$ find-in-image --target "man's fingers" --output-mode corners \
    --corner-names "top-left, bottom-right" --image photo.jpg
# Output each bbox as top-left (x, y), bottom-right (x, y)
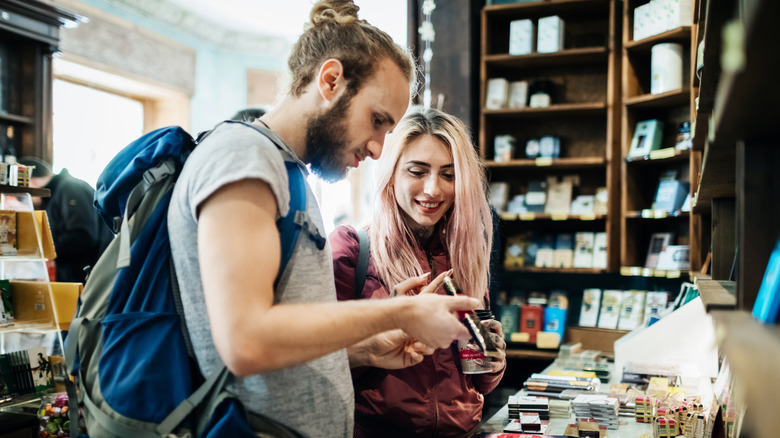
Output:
top-left (449, 296), bottom-right (480, 311)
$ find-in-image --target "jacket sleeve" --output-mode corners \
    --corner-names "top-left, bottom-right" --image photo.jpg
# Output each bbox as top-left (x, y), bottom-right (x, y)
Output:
top-left (329, 225), bottom-right (360, 302)
top-left (471, 361), bottom-right (506, 395)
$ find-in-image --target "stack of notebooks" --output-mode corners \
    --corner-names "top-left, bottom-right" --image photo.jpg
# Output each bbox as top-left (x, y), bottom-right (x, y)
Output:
top-left (508, 394), bottom-right (550, 420)
top-left (523, 373), bottom-right (598, 399)
top-left (549, 399), bottom-right (571, 419)
top-left (503, 412), bottom-right (550, 435)
top-left (572, 394), bottom-right (620, 430)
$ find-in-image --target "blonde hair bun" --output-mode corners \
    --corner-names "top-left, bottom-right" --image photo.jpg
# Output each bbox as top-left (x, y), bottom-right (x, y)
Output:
top-left (308, 0), bottom-right (360, 29)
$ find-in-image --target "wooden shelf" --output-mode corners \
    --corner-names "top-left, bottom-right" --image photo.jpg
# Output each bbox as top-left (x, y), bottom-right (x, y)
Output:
top-left (484, 0), bottom-right (610, 15)
top-left (692, 139), bottom-right (735, 212)
top-left (696, 279), bottom-right (736, 311)
top-left (0, 113), bottom-right (34, 125)
top-left (0, 185), bottom-right (50, 197)
top-left (624, 148), bottom-right (690, 164)
top-left (709, 0), bottom-right (780, 146)
top-left (500, 212), bottom-right (606, 222)
top-left (504, 266), bottom-right (607, 274)
top-left (710, 310), bottom-right (780, 438)
top-left (483, 102), bottom-right (607, 117)
top-left (505, 348), bottom-right (559, 361)
top-left (624, 27), bottom-right (693, 51)
top-left (485, 47), bottom-right (608, 68)
top-left (619, 266), bottom-right (687, 279)
top-left (624, 88), bottom-right (690, 109)
top-left (486, 156), bottom-right (606, 169)
top-left (624, 210), bottom-right (690, 219)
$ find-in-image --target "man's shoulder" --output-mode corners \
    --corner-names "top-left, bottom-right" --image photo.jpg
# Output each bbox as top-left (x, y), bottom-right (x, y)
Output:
top-left (51, 170), bottom-right (94, 197)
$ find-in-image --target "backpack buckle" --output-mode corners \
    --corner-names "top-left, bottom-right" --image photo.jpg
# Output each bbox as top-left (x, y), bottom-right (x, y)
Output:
top-left (143, 160), bottom-right (176, 186)
top-left (293, 211), bottom-right (327, 250)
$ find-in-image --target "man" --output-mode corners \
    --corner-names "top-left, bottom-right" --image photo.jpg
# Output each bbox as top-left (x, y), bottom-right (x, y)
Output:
top-left (167, 1), bottom-right (479, 437)
top-left (19, 157), bottom-right (113, 283)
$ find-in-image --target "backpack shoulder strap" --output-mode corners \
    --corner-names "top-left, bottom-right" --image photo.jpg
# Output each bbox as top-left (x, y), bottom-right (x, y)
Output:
top-left (224, 121), bottom-right (326, 286)
top-left (277, 161), bottom-right (306, 287)
top-left (355, 228), bottom-right (369, 300)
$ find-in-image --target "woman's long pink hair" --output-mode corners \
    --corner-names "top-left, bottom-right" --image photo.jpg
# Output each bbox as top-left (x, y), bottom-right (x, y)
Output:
top-left (369, 108), bottom-right (493, 299)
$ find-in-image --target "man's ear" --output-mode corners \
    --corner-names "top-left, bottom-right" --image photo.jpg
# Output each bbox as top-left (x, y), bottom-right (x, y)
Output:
top-left (316, 58), bottom-right (345, 103)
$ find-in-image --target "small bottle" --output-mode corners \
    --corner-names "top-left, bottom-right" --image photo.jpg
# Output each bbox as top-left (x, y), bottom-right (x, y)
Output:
top-left (4, 126), bottom-right (16, 165)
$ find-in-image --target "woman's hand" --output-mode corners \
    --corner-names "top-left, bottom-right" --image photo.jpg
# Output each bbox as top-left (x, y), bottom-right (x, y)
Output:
top-left (391, 270), bottom-right (452, 296)
top-left (347, 329), bottom-right (435, 369)
top-left (482, 318), bottom-right (507, 373)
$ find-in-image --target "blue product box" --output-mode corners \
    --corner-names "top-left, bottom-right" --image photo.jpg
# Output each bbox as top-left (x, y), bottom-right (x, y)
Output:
top-left (544, 306), bottom-right (567, 341)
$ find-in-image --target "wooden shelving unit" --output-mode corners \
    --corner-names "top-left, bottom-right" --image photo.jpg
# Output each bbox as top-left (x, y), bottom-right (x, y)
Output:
top-left (690, 1), bottom-right (780, 437)
top-left (480, 0), bottom-right (621, 271)
top-left (479, 0), bottom-right (624, 356)
top-left (620, 0), bottom-right (702, 273)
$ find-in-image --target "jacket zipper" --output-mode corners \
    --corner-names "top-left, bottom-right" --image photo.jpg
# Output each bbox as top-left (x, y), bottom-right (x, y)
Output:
top-left (425, 246), bottom-right (437, 280)
top-left (425, 246), bottom-right (439, 437)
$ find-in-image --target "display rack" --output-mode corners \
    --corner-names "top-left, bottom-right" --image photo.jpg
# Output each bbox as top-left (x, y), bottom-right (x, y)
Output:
top-left (0, 188), bottom-right (62, 408)
top-left (619, 0), bottom-right (704, 275)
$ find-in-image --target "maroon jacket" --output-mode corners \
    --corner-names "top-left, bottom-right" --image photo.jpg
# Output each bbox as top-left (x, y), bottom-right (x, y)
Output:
top-left (330, 225), bottom-right (505, 438)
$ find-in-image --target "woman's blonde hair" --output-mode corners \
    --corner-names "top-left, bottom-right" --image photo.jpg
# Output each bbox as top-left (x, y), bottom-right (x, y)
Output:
top-left (370, 108), bottom-right (493, 299)
top-left (288, 0), bottom-right (417, 98)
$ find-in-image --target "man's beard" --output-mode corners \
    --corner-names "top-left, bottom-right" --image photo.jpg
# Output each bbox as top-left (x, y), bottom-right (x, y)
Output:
top-left (305, 92), bottom-right (354, 183)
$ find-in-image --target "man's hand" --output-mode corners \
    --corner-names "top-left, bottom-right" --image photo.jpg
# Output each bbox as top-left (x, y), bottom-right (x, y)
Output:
top-left (348, 329), bottom-right (434, 369)
top-left (482, 319), bottom-right (507, 373)
top-left (392, 274), bottom-right (478, 349)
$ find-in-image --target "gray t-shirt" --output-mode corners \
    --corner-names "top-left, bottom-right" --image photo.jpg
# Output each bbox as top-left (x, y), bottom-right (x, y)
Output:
top-left (168, 122), bottom-right (353, 438)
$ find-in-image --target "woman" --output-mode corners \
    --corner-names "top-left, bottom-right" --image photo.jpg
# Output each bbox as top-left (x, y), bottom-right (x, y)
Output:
top-left (330, 108), bottom-right (507, 438)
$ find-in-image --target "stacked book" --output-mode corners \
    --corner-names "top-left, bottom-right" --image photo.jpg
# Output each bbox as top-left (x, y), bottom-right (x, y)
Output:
top-left (572, 394), bottom-right (620, 430)
top-left (523, 373), bottom-right (598, 399)
top-left (620, 397), bottom-right (636, 418)
top-left (508, 394), bottom-right (550, 420)
top-left (0, 346), bottom-right (52, 404)
top-left (549, 399), bottom-right (571, 419)
top-left (503, 412), bottom-right (550, 435)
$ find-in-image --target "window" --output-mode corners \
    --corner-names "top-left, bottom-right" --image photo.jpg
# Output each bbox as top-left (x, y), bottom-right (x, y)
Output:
top-left (52, 80), bottom-right (144, 188)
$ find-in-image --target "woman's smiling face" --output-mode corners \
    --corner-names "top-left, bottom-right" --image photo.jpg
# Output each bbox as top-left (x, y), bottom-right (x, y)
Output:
top-left (393, 134), bottom-right (455, 232)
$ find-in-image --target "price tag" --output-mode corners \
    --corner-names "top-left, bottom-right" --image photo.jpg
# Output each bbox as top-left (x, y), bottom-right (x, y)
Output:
top-left (519, 212), bottom-right (536, 221)
top-left (653, 210), bottom-right (668, 218)
top-left (500, 212), bottom-right (517, 221)
top-left (666, 270), bottom-right (682, 279)
top-left (641, 209), bottom-right (653, 218)
top-left (642, 268), bottom-right (654, 277)
top-left (535, 157), bottom-right (553, 167)
top-left (654, 269), bottom-right (668, 278)
top-left (551, 214), bottom-right (569, 221)
top-left (649, 147), bottom-right (676, 160)
top-left (579, 213), bottom-right (596, 221)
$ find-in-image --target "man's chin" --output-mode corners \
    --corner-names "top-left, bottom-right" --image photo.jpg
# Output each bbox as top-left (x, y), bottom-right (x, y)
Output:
top-left (310, 164), bottom-right (349, 183)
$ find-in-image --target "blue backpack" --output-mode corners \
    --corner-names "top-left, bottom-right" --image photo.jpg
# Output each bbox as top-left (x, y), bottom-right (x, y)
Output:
top-left (64, 121), bottom-right (322, 437)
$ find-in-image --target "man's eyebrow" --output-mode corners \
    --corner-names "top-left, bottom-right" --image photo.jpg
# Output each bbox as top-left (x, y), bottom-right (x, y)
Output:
top-left (380, 111), bottom-right (395, 127)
